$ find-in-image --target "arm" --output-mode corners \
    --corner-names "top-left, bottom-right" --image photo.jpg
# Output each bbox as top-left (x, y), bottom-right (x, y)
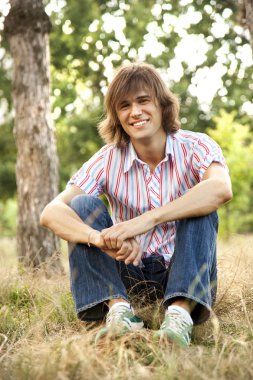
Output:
top-left (40, 185), bottom-right (96, 244)
top-left (101, 163), bottom-right (233, 244)
top-left (40, 185), bottom-right (142, 265)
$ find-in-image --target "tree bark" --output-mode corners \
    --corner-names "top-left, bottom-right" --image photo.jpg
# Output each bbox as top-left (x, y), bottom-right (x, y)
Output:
top-left (4, 0), bottom-right (62, 272)
top-left (244, 0), bottom-right (253, 52)
top-left (239, 0), bottom-right (253, 52)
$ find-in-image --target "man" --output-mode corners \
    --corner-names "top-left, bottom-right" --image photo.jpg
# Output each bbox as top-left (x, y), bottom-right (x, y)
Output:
top-left (40, 62), bottom-right (232, 347)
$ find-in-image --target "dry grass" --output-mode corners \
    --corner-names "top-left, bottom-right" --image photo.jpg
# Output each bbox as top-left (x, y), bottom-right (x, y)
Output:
top-left (0, 235), bottom-right (253, 380)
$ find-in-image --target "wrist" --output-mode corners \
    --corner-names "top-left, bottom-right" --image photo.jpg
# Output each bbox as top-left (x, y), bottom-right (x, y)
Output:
top-left (87, 230), bottom-right (100, 247)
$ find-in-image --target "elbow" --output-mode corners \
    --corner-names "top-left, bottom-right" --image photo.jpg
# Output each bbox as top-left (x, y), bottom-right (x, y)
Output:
top-left (224, 189), bottom-right (233, 203)
top-left (40, 204), bottom-right (53, 228)
top-left (219, 180), bottom-right (233, 205)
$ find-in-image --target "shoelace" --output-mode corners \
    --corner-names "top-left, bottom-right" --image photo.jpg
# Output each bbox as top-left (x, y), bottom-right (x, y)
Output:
top-left (161, 311), bottom-right (192, 335)
top-left (106, 305), bottom-right (131, 326)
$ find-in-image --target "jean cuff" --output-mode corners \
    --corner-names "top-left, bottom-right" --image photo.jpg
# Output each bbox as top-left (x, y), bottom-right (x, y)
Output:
top-left (163, 292), bottom-right (213, 325)
top-left (76, 294), bottom-right (129, 314)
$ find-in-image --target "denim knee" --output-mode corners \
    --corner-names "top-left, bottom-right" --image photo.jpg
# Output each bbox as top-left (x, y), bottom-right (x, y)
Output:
top-left (175, 211), bottom-right (218, 234)
top-left (69, 194), bottom-right (112, 230)
top-left (70, 194), bottom-right (106, 214)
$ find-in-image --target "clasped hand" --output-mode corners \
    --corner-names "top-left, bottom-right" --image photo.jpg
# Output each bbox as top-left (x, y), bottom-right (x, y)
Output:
top-left (90, 229), bottom-right (142, 266)
top-left (99, 213), bottom-right (154, 266)
top-left (90, 213), bottom-right (154, 266)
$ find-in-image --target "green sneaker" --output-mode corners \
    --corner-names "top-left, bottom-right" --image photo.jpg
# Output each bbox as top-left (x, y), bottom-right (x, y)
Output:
top-left (154, 309), bottom-right (193, 347)
top-left (95, 305), bottom-right (144, 342)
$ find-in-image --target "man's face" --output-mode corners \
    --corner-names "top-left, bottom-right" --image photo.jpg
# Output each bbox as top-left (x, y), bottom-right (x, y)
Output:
top-left (116, 89), bottom-right (165, 144)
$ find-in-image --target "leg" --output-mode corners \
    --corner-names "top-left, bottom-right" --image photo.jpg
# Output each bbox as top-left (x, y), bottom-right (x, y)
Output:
top-left (117, 255), bottom-right (168, 302)
top-left (164, 212), bottom-right (218, 324)
top-left (69, 195), bottom-right (128, 321)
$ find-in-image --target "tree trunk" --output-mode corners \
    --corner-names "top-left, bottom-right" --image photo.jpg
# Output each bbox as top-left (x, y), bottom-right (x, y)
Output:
top-left (244, 0), bottom-right (253, 52)
top-left (4, 0), bottom-right (62, 272)
top-left (239, 0), bottom-right (253, 52)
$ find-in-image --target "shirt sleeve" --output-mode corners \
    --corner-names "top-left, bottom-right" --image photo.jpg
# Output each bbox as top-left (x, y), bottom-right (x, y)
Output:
top-left (191, 133), bottom-right (228, 181)
top-left (66, 146), bottom-right (107, 196)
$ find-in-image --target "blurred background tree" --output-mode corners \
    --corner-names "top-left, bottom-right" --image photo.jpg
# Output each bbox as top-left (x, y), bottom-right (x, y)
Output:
top-left (208, 110), bottom-right (253, 237)
top-left (3, 0), bottom-right (61, 271)
top-left (0, 0), bottom-right (252, 239)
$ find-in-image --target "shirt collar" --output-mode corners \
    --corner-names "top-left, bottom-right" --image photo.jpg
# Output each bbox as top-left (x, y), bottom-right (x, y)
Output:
top-left (123, 134), bottom-right (174, 174)
top-left (123, 142), bottom-right (137, 173)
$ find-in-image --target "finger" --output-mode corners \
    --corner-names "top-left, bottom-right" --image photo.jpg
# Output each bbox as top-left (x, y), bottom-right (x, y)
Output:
top-left (116, 250), bottom-right (131, 261)
top-left (124, 242), bottom-right (140, 265)
top-left (109, 237), bottom-right (118, 250)
top-left (116, 246), bottom-right (131, 261)
top-left (116, 242), bottom-right (133, 261)
top-left (116, 241), bottom-right (131, 256)
top-left (102, 235), bottom-right (117, 250)
top-left (133, 247), bottom-right (142, 266)
top-left (115, 255), bottom-right (127, 262)
top-left (103, 249), bottom-right (118, 260)
top-left (102, 231), bottom-right (124, 250)
top-left (103, 238), bottom-right (113, 250)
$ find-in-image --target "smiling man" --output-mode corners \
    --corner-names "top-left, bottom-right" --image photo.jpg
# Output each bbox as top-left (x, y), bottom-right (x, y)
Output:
top-left (40, 62), bottom-right (232, 346)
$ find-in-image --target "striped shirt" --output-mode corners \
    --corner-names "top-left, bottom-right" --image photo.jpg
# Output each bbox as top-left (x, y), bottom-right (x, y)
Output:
top-left (68, 129), bottom-right (227, 265)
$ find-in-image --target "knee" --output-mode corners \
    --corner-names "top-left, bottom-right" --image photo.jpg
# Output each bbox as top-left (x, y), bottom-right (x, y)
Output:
top-left (69, 194), bottom-right (107, 218)
top-left (176, 212), bottom-right (219, 233)
top-left (70, 194), bottom-right (112, 230)
top-left (201, 211), bottom-right (219, 232)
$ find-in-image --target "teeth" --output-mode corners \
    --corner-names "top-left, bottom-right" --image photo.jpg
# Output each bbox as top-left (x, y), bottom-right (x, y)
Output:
top-left (132, 120), bottom-right (147, 126)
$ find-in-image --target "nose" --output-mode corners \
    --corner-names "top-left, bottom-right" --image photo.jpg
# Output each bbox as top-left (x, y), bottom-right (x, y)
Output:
top-left (130, 103), bottom-right (142, 117)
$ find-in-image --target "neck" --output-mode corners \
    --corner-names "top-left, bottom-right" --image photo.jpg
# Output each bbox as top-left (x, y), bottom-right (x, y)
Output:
top-left (131, 134), bottom-right (167, 172)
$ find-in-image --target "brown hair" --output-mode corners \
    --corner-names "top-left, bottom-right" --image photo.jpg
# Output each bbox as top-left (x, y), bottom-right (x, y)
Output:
top-left (98, 62), bottom-right (180, 147)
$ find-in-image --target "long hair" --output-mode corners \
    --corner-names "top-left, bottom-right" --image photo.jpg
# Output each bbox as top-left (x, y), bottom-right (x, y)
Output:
top-left (98, 62), bottom-right (180, 147)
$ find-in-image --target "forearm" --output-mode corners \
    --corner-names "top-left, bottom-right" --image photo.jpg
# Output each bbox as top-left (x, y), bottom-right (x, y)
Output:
top-left (40, 200), bottom-right (142, 265)
top-left (151, 177), bottom-right (232, 225)
top-left (101, 164), bottom-right (232, 245)
top-left (101, 177), bottom-right (232, 243)
top-left (40, 201), bottom-right (97, 244)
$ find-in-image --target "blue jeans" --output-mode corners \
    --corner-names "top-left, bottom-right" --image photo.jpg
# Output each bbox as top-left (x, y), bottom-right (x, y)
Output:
top-left (68, 195), bottom-right (218, 325)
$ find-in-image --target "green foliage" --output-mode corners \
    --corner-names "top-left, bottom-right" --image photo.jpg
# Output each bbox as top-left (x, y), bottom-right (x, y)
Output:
top-left (0, 284), bottom-right (35, 340)
top-left (0, 279), bottom-right (76, 341)
top-left (208, 110), bottom-right (253, 236)
top-left (0, 121), bottom-right (16, 199)
top-left (56, 109), bottom-right (104, 189)
top-left (0, 198), bottom-right (17, 236)
top-left (48, 292), bottom-right (76, 325)
top-left (5, 286), bottom-right (33, 308)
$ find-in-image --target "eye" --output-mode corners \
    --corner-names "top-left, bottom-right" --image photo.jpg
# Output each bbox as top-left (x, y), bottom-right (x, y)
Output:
top-left (118, 102), bottom-right (129, 110)
top-left (139, 97), bottom-right (150, 104)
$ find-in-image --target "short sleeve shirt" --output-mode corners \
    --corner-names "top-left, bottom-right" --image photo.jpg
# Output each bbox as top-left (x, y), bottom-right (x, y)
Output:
top-left (67, 129), bottom-right (228, 265)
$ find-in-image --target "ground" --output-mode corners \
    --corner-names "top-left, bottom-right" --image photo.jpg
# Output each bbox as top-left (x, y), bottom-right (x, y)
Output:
top-left (0, 235), bottom-right (253, 380)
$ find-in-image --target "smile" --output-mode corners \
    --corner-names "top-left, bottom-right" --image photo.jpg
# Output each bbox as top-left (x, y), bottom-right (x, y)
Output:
top-left (130, 119), bottom-right (149, 127)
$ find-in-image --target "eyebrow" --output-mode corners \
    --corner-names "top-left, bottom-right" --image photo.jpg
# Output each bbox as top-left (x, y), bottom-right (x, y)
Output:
top-left (117, 94), bottom-right (151, 107)
top-left (136, 95), bottom-right (151, 100)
